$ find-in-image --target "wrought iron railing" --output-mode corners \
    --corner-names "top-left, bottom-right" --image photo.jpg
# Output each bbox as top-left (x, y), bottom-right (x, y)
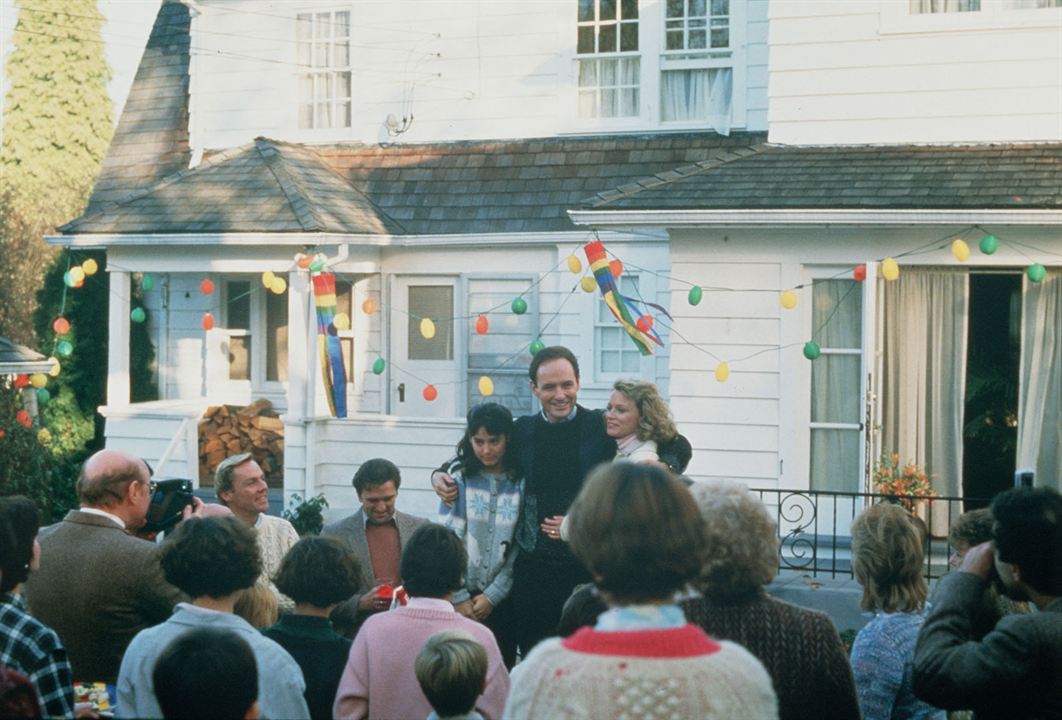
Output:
top-left (748, 489), bottom-right (990, 581)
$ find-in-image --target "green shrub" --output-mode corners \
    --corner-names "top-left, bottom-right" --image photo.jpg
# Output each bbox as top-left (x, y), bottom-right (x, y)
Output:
top-left (283, 493), bottom-right (330, 537)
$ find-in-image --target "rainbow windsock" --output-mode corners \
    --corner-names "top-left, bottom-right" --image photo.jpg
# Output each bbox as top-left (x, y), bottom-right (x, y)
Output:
top-left (311, 272), bottom-right (348, 417)
top-left (583, 240), bottom-right (668, 355)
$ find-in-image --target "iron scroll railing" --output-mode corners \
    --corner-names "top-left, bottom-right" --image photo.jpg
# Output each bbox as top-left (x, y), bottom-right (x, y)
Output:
top-left (748, 489), bottom-right (989, 581)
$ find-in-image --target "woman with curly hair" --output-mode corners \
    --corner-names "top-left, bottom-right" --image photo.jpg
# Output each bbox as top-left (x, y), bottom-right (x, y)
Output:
top-left (605, 379), bottom-right (678, 464)
top-left (680, 480), bottom-right (859, 720)
top-left (850, 503), bottom-right (944, 720)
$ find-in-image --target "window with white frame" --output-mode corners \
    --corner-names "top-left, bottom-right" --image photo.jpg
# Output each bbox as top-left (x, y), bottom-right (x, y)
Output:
top-left (661, 0), bottom-right (733, 129)
top-left (595, 275), bottom-right (644, 376)
top-left (809, 279), bottom-right (864, 492)
top-left (222, 277), bottom-right (289, 385)
top-left (335, 279), bottom-right (356, 384)
top-left (910, 0), bottom-right (1058, 13)
top-left (296, 10), bottom-right (352, 130)
top-left (467, 277), bottom-right (535, 416)
top-left (577, 0), bottom-right (641, 119)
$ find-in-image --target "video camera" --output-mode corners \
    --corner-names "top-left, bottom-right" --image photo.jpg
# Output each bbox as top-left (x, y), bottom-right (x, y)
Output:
top-left (142, 478), bottom-right (196, 534)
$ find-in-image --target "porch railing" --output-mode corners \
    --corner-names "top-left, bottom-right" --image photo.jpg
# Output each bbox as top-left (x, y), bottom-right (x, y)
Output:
top-left (748, 489), bottom-right (989, 581)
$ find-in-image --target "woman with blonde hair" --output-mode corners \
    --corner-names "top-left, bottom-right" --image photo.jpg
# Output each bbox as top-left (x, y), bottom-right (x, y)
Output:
top-left (680, 479), bottom-right (859, 720)
top-left (850, 503), bottom-right (944, 720)
top-left (504, 463), bottom-right (777, 720)
top-left (605, 379), bottom-right (677, 463)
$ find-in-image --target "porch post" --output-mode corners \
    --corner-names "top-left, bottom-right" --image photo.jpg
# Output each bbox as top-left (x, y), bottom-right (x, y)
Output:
top-left (107, 270), bottom-right (131, 406)
top-left (284, 270), bottom-right (311, 499)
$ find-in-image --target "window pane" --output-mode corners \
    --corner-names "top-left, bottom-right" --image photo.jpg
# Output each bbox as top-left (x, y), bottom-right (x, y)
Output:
top-left (691, 29), bottom-right (707, 48)
top-left (338, 71), bottom-right (352, 98)
top-left (621, 0), bottom-right (638, 19)
top-left (335, 11), bottom-right (349, 36)
top-left (335, 41), bottom-right (350, 68)
top-left (340, 101), bottom-right (352, 128)
top-left (297, 40), bottom-right (311, 67)
top-left (710, 27), bottom-right (728, 47)
top-left (621, 87), bottom-right (638, 116)
top-left (621, 350), bottom-right (640, 372)
top-left (579, 0), bottom-right (595, 21)
top-left (340, 337), bottom-right (354, 383)
top-left (620, 22), bottom-right (638, 51)
top-left (298, 75), bottom-right (313, 103)
top-left (226, 281), bottom-right (250, 329)
top-left (811, 354), bottom-right (861, 423)
top-left (336, 281), bottom-right (353, 314)
top-left (813, 280), bottom-right (863, 349)
top-left (408, 286), bottom-right (454, 361)
top-left (299, 103), bottom-right (313, 130)
top-left (266, 282), bottom-right (289, 382)
top-left (666, 30), bottom-right (683, 50)
top-left (601, 0), bottom-right (617, 20)
top-left (711, 0), bottom-right (728, 14)
top-left (601, 88), bottom-right (617, 117)
top-left (692, 0), bottom-right (707, 15)
top-left (599, 23), bottom-right (617, 51)
top-left (601, 348), bottom-right (620, 372)
top-left (578, 26), bottom-right (595, 54)
top-left (810, 429), bottom-right (860, 492)
top-left (578, 59), bottom-right (597, 85)
top-left (228, 337), bottom-right (250, 381)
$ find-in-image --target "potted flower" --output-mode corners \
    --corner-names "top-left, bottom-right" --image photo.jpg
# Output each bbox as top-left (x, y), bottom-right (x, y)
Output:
top-left (872, 453), bottom-right (937, 516)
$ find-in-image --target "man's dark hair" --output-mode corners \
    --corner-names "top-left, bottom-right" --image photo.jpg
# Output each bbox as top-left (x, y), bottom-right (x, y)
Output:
top-left (353, 458), bottom-right (401, 494)
top-left (992, 486), bottom-right (1062, 596)
top-left (556, 582), bottom-right (607, 637)
top-left (949, 507), bottom-right (994, 549)
top-left (0, 496), bottom-right (39, 593)
top-left (159, 516), bottom-right (261, 598)
top-left (274, 536), bottom-right (362, 607)
top-left (401, 524), bottom-right (466, 598)
top-left (153, 628), bottom-right (257, 720)
top-left (528, 346), bottom-right (579, 384)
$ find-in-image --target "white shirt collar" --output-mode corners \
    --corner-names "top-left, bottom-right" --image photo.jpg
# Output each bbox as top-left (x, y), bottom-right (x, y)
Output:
top-left (79, 507), bottom-right (126, 529)
top-left (540, 406), bottom-right (578, 424)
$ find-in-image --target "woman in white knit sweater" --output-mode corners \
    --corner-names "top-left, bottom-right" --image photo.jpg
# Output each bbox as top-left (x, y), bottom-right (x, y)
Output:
top-left (504, 464), bottom-right (778, 720)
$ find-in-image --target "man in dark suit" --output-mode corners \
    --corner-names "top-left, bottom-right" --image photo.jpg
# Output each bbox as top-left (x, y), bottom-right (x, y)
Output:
top-left (321, 458), bottom-right (427, 637)
top-left (24, 449), bottom-right (185, 684)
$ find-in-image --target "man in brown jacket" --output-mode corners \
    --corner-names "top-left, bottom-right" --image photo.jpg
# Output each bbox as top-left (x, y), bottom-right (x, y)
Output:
top-left (24, 449), bottom-right (185, 684)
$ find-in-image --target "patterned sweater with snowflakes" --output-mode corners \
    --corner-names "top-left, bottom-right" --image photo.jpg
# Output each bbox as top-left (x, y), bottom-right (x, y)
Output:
top-left (438, 469), bottom-right (523, 606)
top-left (502, 624), bottom-right (778, 720)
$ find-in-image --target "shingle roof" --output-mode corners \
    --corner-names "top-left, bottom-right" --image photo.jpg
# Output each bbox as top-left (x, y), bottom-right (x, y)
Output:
top-left (62, 132), bottom-right (763, 236)
top-left (582, 143), bottom-right (1062, 211)
top-left (83, 0), bottom-right (191, 214)
top-left (62, 138), bottom-right (403, 235)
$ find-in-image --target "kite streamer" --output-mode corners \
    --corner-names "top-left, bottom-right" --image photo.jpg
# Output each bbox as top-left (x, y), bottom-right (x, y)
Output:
top-left (311, 272), bottom-right (348, 418)
top-left (583, 240), bottom-right (669, 355)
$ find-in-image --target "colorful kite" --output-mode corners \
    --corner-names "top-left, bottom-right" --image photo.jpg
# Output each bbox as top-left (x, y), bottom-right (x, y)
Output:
top-left (311, 272), bottom-right (348, 417)
top-left (583, 240), bottom-right (669, 355)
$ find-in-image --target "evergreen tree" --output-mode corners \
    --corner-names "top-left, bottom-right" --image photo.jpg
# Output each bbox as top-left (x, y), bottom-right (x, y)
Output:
top-left (0, 0), bottom-right (113, 344)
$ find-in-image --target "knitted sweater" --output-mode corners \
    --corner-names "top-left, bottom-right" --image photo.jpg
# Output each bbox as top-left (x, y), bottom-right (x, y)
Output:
top-left (256, 514), bottom-right (300, 612)
top-left (850, 611), bottom-right (944, 720)
top-left (333, 597), bottom-right (510, 720)
top-left (681, 591), bottom-right (859, 720)
top-left (502, 624), bottom-right (778, 720)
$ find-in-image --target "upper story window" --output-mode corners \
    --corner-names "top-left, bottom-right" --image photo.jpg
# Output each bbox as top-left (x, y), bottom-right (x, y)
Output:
top-left (661, 0), bottom-right (733, 127)
top-left (910, 0), bottom-right (1058, 12)
top-left (296, 11), bottom-right (352, 130)
top-left (577, 0), bottom-right (641, 119)
top-left (665, 0), bottom-right (729, 50)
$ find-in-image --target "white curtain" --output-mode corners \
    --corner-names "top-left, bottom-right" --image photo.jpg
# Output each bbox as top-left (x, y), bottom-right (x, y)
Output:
top-left (882, 268), bottom-right (969, 534)
top-left (660, 67), bottom-right (732, 134)
top-left (1016, 269), bottom-right (1062, 490)
top-left (910, 0), bottom-right (980, 12)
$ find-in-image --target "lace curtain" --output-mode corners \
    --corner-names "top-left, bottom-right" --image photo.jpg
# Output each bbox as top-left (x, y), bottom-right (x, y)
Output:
top-left (1016, 269), bottom-right (1061, 490)
top-left (660, 67), bottom-right (732, 134)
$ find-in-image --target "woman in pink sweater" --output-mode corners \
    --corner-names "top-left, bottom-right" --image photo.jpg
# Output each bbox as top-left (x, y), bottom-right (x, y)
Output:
top-left (503, 464), bottom-right (778, 720)
top-left (333, 524), bottom-right (510, 720)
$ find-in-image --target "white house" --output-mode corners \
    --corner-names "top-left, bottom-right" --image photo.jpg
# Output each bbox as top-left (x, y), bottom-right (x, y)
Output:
top-left (53, 0), bottom-right (772, 516)
top-left (570, 0), bottom-right (1062, 540)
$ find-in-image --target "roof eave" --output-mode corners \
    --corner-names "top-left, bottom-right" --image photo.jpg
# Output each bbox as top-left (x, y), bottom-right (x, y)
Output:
top-left (567, 208), bottom-right (1062, 228)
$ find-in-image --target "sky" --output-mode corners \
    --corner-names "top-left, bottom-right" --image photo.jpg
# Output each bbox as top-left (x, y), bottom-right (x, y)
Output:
top-left (0, 0), bottom-right (162, 124)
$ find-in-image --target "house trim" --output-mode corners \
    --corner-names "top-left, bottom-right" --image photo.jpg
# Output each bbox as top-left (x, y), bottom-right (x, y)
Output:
top-left (47, 229), bottom-right (667, 249)
top-left (568, 208), bottom-right (1062, 227)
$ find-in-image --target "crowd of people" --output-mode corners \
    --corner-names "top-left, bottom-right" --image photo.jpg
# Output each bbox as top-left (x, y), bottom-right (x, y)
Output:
top-left (0, 344), bottom-right (1058, 719)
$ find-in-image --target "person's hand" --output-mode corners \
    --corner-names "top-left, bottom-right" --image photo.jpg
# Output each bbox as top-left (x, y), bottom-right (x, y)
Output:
top-left (454, 598), bottom-right (475, 618)
top-left (540, 515), bottom-right (564, 541)
top-left (73, 702), bottom-right (99, 719)
top-left (357, 586), bottom-right (392, 612)
top-left (959, 541), bottom-right (995, 580)
top-left (471, 594), bottom-right (494, 621)
top-left (432, 471), bottom-right (458, 508)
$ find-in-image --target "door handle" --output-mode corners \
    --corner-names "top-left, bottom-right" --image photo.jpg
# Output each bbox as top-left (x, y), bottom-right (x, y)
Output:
top-left (398, 383), bottom-right (405, 402)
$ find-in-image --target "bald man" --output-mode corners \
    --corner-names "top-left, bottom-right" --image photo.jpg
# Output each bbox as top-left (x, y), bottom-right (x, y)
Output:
top-left (24, 449), bottom-right (186, 684)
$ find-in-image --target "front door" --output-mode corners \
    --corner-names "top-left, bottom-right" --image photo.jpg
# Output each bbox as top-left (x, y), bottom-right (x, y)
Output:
top-left (390, 276), bottom-right (461, 417)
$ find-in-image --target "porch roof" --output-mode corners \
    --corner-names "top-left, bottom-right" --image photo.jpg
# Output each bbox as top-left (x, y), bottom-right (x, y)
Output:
top-left (0, 337), bottom-right (55, 374)
top-left (60, 132), bottom-right (763, 238)
top-left (580, 142), bottom-right (1062, 212)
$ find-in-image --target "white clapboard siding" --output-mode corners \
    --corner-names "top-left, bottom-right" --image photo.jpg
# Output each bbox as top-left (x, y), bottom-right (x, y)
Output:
top-left (101, 401), bottom-right (205, 480)
top-left (192, 0), bottom-right (768, 148)
top-left (768, 2), bottom-right (1062, 144)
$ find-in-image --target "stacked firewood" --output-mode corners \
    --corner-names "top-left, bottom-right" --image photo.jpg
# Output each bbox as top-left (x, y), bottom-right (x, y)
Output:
top-left (198, 399), bottom-right (284, 485)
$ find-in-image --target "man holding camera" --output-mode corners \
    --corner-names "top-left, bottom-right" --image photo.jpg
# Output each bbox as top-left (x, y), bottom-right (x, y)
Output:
top-left (215, 453), bottom-right (300, 612)
top-left (25, 449), bottom-right (186, 685)
top-left (913, 486), bottom-right (1062, 719)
